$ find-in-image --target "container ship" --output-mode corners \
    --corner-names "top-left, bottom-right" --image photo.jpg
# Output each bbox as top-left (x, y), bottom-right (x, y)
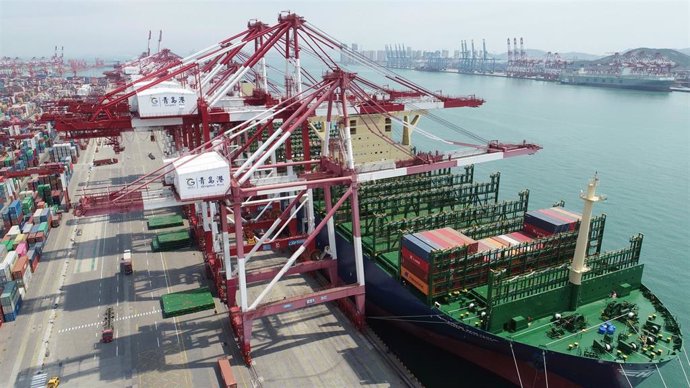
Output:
top-left (25, 12), bottom-right (682, 387)
top-left (313, 163), bottom-right (682, 387)
top-left (559, 68), bottom-right (675, 91)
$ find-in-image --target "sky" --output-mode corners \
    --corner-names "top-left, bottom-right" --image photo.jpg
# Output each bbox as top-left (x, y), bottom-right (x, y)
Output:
top-left (0, 0), bottom-right (688, 59)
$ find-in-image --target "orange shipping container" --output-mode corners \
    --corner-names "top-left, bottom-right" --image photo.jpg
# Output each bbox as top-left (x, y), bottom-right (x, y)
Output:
top-left (217, 358), bottom-right (237, 388)
top-left (11, 255), bottom-right (29, 280)
top-left (401, 267), bottom-right (429, 295)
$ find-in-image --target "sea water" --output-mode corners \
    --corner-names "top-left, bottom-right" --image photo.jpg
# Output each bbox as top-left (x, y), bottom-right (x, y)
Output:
top-left (346, 66), bottom-right (690, 388)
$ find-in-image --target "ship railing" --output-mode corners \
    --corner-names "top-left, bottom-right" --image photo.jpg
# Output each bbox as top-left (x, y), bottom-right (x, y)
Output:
top-left (334, 173), bottom-right (500, 225)
top-left (582, 234), bottom-right (643, 280)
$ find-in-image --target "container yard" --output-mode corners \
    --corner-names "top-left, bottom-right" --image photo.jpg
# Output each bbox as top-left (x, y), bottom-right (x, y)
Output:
top-left (0, 8), bottom-right (686, 388)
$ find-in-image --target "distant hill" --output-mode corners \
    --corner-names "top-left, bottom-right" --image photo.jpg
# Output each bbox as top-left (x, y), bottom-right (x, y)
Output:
top-left (679, 48), bottom-right (690, 56)
top-left (590, 48), bottom-right (690, 69)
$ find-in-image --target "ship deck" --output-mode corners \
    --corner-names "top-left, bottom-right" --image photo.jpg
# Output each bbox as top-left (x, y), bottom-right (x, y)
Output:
top-left (438, 287), bottom-right (681, 365)
top-left (325, 170), bottom-right (682, 369)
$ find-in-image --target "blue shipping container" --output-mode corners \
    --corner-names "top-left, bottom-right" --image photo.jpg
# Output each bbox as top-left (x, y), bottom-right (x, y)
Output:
top-left (401, 234), bottom-right (435, 261)
top-left (413, 232), bottom-right (445, 251)
top-left (3, 296), bottom-right (22, 322)
top-left (525, 210), bottom-right (571, 234)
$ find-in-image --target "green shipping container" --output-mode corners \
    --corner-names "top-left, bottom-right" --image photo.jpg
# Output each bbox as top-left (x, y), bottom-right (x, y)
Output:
top-left (150, 228), bottom-right (190, 252)
top-left (160, 287), bottom-right (215, 318)
top-left (147, 215), bottom-right (185, 230)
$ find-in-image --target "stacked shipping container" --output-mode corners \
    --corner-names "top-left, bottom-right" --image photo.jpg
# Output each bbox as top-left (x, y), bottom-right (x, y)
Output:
top-left (523, 207), bottom-right (581, 238)
top-left (0, 281), bottom-right (22, 322)
top-left (400, 228), bottom-right (478, 296)
top-left (399, 209), bottom-right (582, 299)
top-left (0, 126), bottom-right (71, 323)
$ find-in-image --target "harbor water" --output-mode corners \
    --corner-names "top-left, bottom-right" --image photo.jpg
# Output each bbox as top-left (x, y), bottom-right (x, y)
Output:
top-left (347, 66), bottom-right (690, 388)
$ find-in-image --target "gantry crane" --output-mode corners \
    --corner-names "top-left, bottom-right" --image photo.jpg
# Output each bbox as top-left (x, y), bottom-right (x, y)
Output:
top-left (41, 12), bottom-right (541, 364)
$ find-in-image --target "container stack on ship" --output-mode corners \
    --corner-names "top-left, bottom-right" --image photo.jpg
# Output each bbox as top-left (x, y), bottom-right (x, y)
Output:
top-left (30, 11), bottom-right (682, 388)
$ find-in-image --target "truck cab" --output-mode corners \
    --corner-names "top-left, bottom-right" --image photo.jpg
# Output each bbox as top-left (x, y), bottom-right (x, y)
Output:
top-left (120, 250), bottom-right (132, 274)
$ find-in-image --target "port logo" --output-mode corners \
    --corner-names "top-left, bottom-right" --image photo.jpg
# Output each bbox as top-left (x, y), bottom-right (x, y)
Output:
top-left (186, 178), bottom-right (196, 187)
top-left (150, 95), bottom-right (187, 107)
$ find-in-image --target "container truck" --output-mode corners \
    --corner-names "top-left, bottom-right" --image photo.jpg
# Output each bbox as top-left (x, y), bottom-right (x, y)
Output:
top-left (120, 250), bottom-right (132, 274)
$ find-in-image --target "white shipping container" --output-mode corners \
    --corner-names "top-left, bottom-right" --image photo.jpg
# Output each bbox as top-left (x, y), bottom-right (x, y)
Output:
top-left (20, 267), bottom-right (32, 290)
top-left (123, 66), bottom-right (139, 75)
top-left (7, 225), bottom-right (21, 237)
top-left (4, 251), bottom-right (18, 269)
top-left (76, 84), bottom-right (92, 96)
top-left (135, 87), bottom-right (197, 118)
top-left (173, 152), bottom-right (231, 200)
top-left (0, 262), bottom-right (10, 283)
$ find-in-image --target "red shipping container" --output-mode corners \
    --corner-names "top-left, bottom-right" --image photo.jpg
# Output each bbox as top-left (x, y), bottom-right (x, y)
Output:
top-left (417, 231), bottom-right (455, 250)
top-left (401, 246), bottom-right (430, 273)
top-left (30, 258), bottom-right (38, 273)
top-left (523, 223), bottom-right (553, 238)
top-left (436, 228), bottom-right (479, 254)
top-left (477, 241), bottom-right (492, 253)
top-left (542, 207), bottom-right (577, 222)
top-left (539, 209), bottom-right (577, 231)
top-left (550, 207), bottom-right (582, 221)
top-left (509, 232), bottom-right (533, 243)
top-left (401, 255), bottom-right (429, 280)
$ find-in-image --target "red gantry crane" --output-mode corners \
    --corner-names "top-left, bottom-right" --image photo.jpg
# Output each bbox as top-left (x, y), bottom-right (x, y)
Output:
top-left (41, 12), bottom-right (540, 364)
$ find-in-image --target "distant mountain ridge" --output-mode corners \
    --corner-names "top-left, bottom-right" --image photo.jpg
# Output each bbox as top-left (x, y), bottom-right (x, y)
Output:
top-left (489, 47), bottom-right (689, 70)
top-left (589, 48), bottom-right (690, 69)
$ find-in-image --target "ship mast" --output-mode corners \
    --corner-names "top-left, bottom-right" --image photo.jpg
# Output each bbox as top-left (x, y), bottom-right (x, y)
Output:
top-left (569, 174), bottom-right (606, 309)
